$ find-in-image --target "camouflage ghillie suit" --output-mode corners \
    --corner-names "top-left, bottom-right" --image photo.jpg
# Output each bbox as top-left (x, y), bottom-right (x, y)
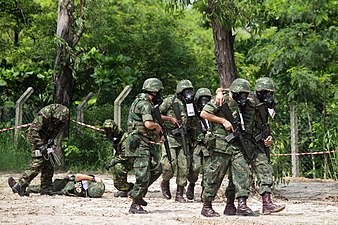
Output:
top-left (103, 119), bottom-right (134, 197)
top-left (227, 77), bottom-right (285, 214)
top-left (200, 79), bottom-right (256, 217)
top-left (27, 174), bottom-right (105, 198)
top-left (126, 78), bottom-right (163, 214)
top-left (9, 104), bottom-right (69, 196)
top-left (160, 80), bottom-right (198, 203)
top-left (186, 88), bottom-right (212, 200)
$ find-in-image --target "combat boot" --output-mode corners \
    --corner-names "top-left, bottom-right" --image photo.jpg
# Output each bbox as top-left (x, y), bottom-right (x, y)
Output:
top-left (160, 180), bottom-right (171, 200)
top-left (236, 197), bottom-right (258, 216)
top-left (114, 190), bottom-right (129, 197)
top-left (223, 197), bottom-right (237, 215)
top-left (186, 182), bottom-right (195, 200)
top-left (129, 201), bottom-right (147, 214)
top-left (8, 177), bottom-right (28, 196)
top-left (175, 185), bottom-right (186, 203)
top-left (201, 200), bottom-right (220, 217)
top-left (138, 198), bottom-right (148, 206)
top-left (262, 192), bottom-right (286, 214)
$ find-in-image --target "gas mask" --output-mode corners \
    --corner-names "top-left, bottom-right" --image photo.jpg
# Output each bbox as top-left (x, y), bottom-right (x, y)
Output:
top-left (180, 88), bottom-right (195, 104)
top-left (51, 117), bottom-right (65, 129)
top-left (151, 89), bottom-right (163, 106)
top-left (232, 92), bottom-right (249, 108)
top-left (257, 91), bottom-right (275, 108)
top-left (197, 96), bottom-right (211, 112)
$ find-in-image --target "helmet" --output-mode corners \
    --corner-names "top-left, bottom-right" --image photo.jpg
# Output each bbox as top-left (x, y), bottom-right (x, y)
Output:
top-left (176, 80), bottom-right (194, 94)
top-left (142, 78), bottom-right (163, 92)
top-left (103, 119), bottom-right (119, 132)
top-left (195, 88), bottom-right (212, 99)
top-left (229, 78), bottom-right (251, 93)
top-left (255, 77), bottom-right (276, 92)
top-left (45, 104), bottom-right (69, 122)
top-left (87, 182), bottom-right (105, 198)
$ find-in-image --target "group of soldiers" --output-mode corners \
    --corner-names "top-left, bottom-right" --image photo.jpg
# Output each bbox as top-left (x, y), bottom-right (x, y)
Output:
top-left (8, 76), bottom-right (286, 217)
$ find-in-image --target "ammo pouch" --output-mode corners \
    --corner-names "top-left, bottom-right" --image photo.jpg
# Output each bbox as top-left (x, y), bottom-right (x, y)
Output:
top-left (126, 134), bottom-right (140, 152)
top-left (204, 132), bottom-right (216, 150)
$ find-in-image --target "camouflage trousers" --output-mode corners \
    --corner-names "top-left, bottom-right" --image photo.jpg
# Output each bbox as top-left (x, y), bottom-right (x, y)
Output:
top-left (112, 157), bottom-right (134, 192)
top-left (19, 156), bottom-right (54, 190)
top-left (128, 140), bottom-right (162, 201)
top-left (188, 145), bottom-right (209, 187)
top-left (161, 145), bottom-right (189, 187)
top-left (202, 150), bottom-right (250, 202)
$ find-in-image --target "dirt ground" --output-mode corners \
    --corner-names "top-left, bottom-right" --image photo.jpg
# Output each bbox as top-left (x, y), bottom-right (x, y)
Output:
top-left (1, 173), bottom-right (337, 225)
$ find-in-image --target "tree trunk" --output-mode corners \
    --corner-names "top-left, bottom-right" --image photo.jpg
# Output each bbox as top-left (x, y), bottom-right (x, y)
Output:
top-left (53, 0), bottom-right (85, 167)
top-left (208, 0), bottom-right (237, 88)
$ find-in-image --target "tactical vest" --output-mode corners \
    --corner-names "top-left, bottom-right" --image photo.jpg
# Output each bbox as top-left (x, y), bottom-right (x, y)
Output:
top-left (127, 93), bottom-right (157, 140)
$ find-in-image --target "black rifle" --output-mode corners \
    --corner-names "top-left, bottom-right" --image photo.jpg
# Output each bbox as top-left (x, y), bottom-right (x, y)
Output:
top-left (218, 102), bottom-right (252, 161)
top-left (194, 103), bottom-right (209, 133)
top-left (171, 102), bottom-right (191, 167)
top-left (45, 139), bottom-right (61, 167)
top-left (153, 104), bottom-right (174, 171)
top-left (254, 103), bottom-right (271, 161)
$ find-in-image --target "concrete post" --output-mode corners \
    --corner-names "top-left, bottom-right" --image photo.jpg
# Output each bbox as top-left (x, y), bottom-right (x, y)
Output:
top-left (114, 85), bottom-right (132, 128)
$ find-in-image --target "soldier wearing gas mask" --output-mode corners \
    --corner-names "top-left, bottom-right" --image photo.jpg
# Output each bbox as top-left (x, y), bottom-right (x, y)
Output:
top-left (159, 79), bottom-right (199, 203)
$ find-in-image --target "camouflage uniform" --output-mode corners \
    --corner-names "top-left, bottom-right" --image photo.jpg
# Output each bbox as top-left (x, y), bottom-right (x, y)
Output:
top-left (126, 78), bottom-right (163, 214)
top-left (160, 80), bottom-right (198, 203)
top-left (200, 78), bottom-right (256, 217)
top-left (103, 119), bottom-right (134, 197)
top-left (186, 88), bottom-right (212, 200)
top-left (10, 104), bottom-right (69, 196)
top-left (27, 174), bottom-right (105, 198)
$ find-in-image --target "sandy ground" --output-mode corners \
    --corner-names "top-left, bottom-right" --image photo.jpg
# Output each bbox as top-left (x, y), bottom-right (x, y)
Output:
top-left (1, 173), bottom-right (337, 225)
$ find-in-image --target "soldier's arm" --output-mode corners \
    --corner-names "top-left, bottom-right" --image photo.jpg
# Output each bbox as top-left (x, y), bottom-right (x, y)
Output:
top-left (28, 116), bottom-right (45, 146)
top-left (74, 174), bottom-right (102, 183)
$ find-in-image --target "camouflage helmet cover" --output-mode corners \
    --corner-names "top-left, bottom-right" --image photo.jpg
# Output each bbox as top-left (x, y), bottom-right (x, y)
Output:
top-left (255, 77), bottom-right (276, 92)
top-left (229, 78), bottom-right (251, 93)
top-left (176, 80), bottom-right (194, 93)
top-left (87, 182), bottom-right (105, 198)
top-left (142, 78), bottom-right (163, 92)
top-left (42, 104), bottom-right (69, 122)
top-left (195, 88), bottom-right (212, 99)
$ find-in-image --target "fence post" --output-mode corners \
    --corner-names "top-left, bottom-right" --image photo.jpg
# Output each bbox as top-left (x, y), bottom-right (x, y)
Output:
top-left (290, 101), bottom-right (299, 177)
top-left (77, 92), bottom-right (95, 123)
top-left (15, 87), bottom-right (34, 144)
top-left (114, 85), bottom-right (132, 128)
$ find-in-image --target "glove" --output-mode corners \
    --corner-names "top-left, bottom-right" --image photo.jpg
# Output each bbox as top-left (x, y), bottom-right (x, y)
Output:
top-left (37, 144), bottom-right (47, 155)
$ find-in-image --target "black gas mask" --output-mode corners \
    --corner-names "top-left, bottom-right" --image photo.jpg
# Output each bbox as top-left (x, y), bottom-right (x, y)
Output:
top-left (151, 89), bottom-right (163, 106)
top-left (197, 96), bottom-right (211, 112)
top-left (180, 88), bottom-right (195, 104)
top-left (51, 117), bottom-right (65, 128)
top-left (257, 91), bottom-right (275, 108)
top-left (232, 92), bottom-right (249, 108)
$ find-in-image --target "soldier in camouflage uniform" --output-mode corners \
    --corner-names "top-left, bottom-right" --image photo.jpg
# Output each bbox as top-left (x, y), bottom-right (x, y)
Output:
top-left (200, 78), bottom-right (256, 217)
top-left (8, 104), bottom-right (69, 196)
top-left (216, 77), bottom-right (285, 215)
top-left (103, 119), bottom-right (134, 197)
top-left (23, 174), bottom-right (105, 198)
top-left (186, 88), bottom-right (212, 201)
top-left (126, 78), bottom-right (164, 214)
top-left (159, 80), bottom-right (198, 203)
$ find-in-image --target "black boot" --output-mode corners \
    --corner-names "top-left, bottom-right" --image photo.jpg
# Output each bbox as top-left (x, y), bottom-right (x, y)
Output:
top-left (186, 183), bottom-right (195, 200)
top-left (8, 177), bottom-right (28, 196)
top-left (262, 192), bottom-right (285, 214)
top-left (160, 180), bottom-right (171, 200)
top-left (114, 190), bottom-right (129, 197)
top-left (129, 200), bottom-right (147, 214)
top-left (175, 185), bottom-right (186, 203)
top-left (201, 200), bottom-right (220, 217)
top-left (224, 197), bottom-right (237, 215)
top-left (236, 197), bottom-right (257, 216)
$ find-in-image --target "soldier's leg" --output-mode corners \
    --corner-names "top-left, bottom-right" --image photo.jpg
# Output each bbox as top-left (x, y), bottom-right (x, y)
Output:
top-left (231, 151), bottom-right (257, 216)
top-left (113, 161), bottom-right (134, 197)
top-left (40, 158), bottom-right (54, 195)
top-left (160, 146), bottom-right (177, 200)
top-left (175, 147), bottom-right (189, 203)
top-left (187, 149), bottom-right (201, 200)
top-left (253, 152), bottom-right (285, 214)
top-left (201, 152), bottom-right (228, 217)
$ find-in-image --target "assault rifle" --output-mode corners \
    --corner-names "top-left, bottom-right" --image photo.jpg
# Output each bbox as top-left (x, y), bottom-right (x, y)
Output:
top-left (218, 102), bottom-right (253, 161)
top-left (153, 104), bottom-right (174, 171)
top-left (171, 102), bottom-right (191, 167)
top-left (43, 139), bottom-right (61, 167)
top-left (254, 103), bottom-right (271, 161)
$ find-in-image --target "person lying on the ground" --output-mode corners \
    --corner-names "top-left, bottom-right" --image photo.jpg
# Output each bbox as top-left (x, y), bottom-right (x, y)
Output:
top-left (8, 174), bottom-right (105, 198)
